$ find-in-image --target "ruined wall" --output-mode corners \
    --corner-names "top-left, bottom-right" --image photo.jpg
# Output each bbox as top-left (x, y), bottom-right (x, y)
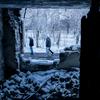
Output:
top-left (80, 0), bottom-right (100, 98)
top-left (59, 51), bottom-right (80, 69)
top-left (0, 9), bottom-right (4, 80)
top-left (2, 9), bottom-right (22, 79)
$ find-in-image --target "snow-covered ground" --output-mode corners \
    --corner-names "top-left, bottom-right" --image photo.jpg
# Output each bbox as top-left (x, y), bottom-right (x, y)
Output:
top-left (24, 46), bottom-right (62, 53)
top-left (23, 33), bottom-right (80, 53)
top-left (23, 44), bottom-right (80, 53)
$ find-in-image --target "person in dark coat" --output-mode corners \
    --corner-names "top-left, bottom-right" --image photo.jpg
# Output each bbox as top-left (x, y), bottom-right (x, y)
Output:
top-left (29, 37), bottom-right (34, 55)
top-left (46, 36), bottom-right (53, 57)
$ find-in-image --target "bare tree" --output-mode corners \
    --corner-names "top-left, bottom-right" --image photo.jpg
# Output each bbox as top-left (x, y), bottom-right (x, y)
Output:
top-left (56, 31), bottom-right (61, 48)
top-left (36, 30), bottom-right (39, 47)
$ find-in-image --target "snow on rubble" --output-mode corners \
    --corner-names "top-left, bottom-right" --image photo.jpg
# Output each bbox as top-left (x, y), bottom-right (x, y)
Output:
top-left (0, 68), bottom-right (80, 100)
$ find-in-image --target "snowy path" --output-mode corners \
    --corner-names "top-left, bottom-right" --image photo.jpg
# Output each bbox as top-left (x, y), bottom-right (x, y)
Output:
top-left (21, 52), bottom-right (60, 66)
top-left (21, 52), bottom-right (59, 59)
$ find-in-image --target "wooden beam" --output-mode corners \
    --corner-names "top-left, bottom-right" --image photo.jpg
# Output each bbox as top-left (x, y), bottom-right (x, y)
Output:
top-left (0, 0), bottom-right (90, 8)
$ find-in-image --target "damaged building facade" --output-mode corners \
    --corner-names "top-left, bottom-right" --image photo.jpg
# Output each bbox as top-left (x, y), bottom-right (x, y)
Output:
top-left (0, 9), bottom-right (4, 80)
top-left (0, 0), bottom-right (90, 80)
top-left (0, 8), bottom-right (23, 80)
top-left (0, 0), bottom-right (100, 99)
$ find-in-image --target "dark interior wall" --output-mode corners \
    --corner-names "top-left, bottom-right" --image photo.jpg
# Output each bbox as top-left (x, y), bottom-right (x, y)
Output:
top-left (0, 9), bottom-right (4, 80)
top-left (2, 8), bottom-right (21, 79)
top-left (80, 0), bottom-right (100, 99)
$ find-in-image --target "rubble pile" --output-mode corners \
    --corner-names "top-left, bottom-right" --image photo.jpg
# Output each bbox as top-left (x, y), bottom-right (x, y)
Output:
top-left (0, 68), bottom-right (80, 100)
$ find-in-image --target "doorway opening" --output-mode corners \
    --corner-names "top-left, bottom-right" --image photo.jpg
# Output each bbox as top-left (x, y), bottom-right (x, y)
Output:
top-left (0, 5), bottom-right (89, 100)
top-left (20, 8), bottom-right (88, 69)
top-left (21, 8), bottom-right (88, 53)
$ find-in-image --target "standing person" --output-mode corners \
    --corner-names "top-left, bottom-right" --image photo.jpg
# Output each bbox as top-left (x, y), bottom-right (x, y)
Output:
top-left (46, 36), bottom-right (53, 57)
top-left (29, 37), bottom-right (34, 55)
